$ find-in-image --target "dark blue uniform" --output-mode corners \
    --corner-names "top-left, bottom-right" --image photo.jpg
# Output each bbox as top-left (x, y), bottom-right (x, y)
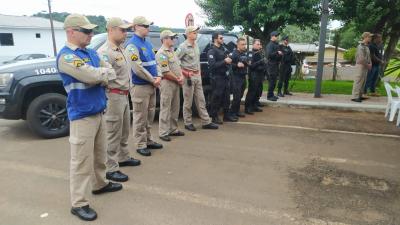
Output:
top-left (207, 44), bottom-right (231, 121)
top-left (266, 40), bottom-right (282, 98)
top-left (277, 44), bottom-right (294, 95)
top-left (229, 49), bottom-right (248, 116)
top-left (245, 49), bottom-right (266, 110)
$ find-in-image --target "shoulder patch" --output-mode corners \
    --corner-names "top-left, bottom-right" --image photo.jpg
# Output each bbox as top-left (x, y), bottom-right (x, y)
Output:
top-left (102, 54), bottom-right (109, 62)
top-left (73, 59), bottom-right (84, 68)
top-left (159, 54), bottom-right (168, 60)
top-left (209, 55), bottom-right (214, 59)
top-left (131, 54), bottom-right (138, 61)
top-left (127, 45), bottom-right (136, 53)
top-left (63, 54), bottom-right (75, 63)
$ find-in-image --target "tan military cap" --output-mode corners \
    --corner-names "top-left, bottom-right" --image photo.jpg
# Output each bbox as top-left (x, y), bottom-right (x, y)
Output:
top-left (63, 14), bottom-right (97, 29)
top-left (106, 17), bottom-right (132, 29)
top-left (185, 26), bottom-right (200, 34)
top-left (160, 30), bottom-right (177, 39)
top-left (133, 16), bottom-right (154, 26)
top-left (362, 32), bottom-right (373, 39)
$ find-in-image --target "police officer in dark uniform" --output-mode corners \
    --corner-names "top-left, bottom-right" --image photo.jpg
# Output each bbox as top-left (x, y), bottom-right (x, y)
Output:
top-left (245, 39), bottom-right (265, 114)
top-left (207, 32), bottom-right (237, 124)
top-left (266, 31), bottom-right (283, 101)
top-left (277, 35), bottom-right (295, 97)
top-left (229, 37), bottom-right (249, 119)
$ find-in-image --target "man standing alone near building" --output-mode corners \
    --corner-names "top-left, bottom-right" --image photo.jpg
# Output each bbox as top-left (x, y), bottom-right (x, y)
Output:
top-left (351, 32), bottom-right (372, 103)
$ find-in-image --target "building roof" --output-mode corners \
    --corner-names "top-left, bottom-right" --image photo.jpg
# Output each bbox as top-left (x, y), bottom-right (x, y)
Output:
top-left (289, 43), bottom-right (346, 53)
top-left (0, 14), bottom-right (64, 29)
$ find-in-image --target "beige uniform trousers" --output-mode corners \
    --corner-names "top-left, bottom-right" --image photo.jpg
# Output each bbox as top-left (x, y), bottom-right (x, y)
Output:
top-left (105, 92), bottom-right (131, 172)
top-left (182, 75), bottom-right (211, 125)
top-left (69, 113), bottom-right (108, 208)
top-left (130, 84), bottom-right (156, 149)
top-left (159, 79), bottom-right (180, 137)
top-left (352, 65), bottom-right (368, 99)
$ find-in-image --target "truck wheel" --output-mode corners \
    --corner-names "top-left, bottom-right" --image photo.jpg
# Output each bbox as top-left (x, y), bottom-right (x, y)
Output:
top-left (26, 93), bottom-right (69, 138)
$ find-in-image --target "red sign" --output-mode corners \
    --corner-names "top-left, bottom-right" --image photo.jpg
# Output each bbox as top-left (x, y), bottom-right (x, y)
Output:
top-left (185, 13), bottom-right (194, 27)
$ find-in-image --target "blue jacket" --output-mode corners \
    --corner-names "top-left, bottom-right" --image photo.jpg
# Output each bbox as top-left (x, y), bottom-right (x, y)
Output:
top-left (125, 34), bottom-right (158, 85)
top-left (56, 46), bottom-right (106, 121)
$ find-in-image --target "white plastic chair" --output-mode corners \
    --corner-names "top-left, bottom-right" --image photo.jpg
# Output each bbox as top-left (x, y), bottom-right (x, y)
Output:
top-left (396, 86), bottom-right (400, 126)
top-left (384, 82), bottom-right (400, 122)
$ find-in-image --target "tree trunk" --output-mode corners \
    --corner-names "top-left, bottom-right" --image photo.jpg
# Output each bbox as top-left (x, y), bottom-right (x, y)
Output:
top-left (333, 44), bottom-right (338, 81)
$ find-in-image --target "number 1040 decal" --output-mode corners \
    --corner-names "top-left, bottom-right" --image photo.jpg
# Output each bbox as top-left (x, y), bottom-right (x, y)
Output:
top-left (34, 67), bottom-right (58, 75)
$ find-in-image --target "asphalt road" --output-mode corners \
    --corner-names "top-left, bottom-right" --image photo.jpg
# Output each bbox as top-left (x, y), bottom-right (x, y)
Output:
top-left (0, 107), bottom-right (399, 225)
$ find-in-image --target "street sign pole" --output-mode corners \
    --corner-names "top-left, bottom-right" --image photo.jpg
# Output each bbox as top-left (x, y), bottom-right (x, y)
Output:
top-left (314, 0), bottom-right (329, 98)
top-left (48, 0), bottom-right (57, 57)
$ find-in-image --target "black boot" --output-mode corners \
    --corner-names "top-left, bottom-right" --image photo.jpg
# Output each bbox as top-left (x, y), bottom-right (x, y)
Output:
top-left (212, 116), bottom-right (223, 125)
top-left (245, 108), bottom-right (254, 115)
top-left (277, 91), bottom-right (284, 97)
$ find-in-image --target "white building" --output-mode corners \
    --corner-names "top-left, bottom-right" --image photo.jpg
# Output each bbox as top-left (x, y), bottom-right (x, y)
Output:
top-left (0, 14), bottom-right (66, 63)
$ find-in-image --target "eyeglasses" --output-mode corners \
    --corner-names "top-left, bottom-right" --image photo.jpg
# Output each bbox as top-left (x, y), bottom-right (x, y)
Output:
top-left (138, 24), bottom-right (150, 29)
top-left (73, 28), bottom-right (94, 35)
top-left (169, 36), bottom-right (177, 40)
top-left (119, 28), bottom-right (129, 33)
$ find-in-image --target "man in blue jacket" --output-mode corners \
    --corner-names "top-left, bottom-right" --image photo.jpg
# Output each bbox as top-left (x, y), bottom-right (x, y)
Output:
top-left (57, 14), bottom-right (122, 221)
top-left (124, 16), bottom-right (163, 156)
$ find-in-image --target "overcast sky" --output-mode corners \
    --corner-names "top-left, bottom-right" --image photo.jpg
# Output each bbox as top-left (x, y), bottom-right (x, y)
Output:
top-left (2, 0), bottom-right (341, 30)
top-left (2, 0), bottom-right (207, 28)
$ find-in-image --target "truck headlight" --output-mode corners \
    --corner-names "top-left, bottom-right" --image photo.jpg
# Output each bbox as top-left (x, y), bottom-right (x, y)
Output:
top-left (0, 73), bottom-right (13, 87)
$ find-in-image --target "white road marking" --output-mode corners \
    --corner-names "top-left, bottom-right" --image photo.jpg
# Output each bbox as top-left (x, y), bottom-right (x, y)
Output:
top-left (317, 156), bottom-right (397, 169)
top-left (0, 160), bottom-right (353, 225)
top-left (236, 121), bottom-right (400, 139)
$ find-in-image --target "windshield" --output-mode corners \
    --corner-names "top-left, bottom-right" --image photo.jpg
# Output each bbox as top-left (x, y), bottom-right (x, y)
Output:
top-left (87, 33), bottom-right (108, 50)
top-left (15, 54), bottom-right (31, 60)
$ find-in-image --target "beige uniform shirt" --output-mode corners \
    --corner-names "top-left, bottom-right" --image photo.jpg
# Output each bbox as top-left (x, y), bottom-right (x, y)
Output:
top-left (175, 41), bottom-right (200, 71)
top-left (58, 42), bottom-right (116, 86)
top-left (156, 45), bottom-right (182, 78)
top-left (356, 43), bottom-right (371, 66)
top-left (97, 40), bottom-right (130, 90)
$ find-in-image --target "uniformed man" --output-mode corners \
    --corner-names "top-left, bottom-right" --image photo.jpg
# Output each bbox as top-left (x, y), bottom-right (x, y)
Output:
top-left (97, 17), bottom-right (141, 183)
top-left (244, 39), bottom-right (265, 114)
top-left (352, 32), bottom-right (372, 102)
top-left (266, 31), bottom-right (283, 101)
top-left (176, 26), bottom-right (218, 131)
top-left (124, 16), bottom-right (163, 156)
top-left (277, 35), bottom-right (295, 97)
top-left (229, 37), bottom-right (249, 119)
top-left (57, 14), bottom-right (122, 221)
top-left (156, 30), bottom-right (185, 142)
top-left (207, 32), bottom-right (237, 124)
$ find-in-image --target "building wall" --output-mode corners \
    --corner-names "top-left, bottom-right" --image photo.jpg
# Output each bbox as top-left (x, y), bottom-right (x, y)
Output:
top-left (306, 48), bottom-right (345, 63)
top-left (0, 27), bottom-right (66, 63)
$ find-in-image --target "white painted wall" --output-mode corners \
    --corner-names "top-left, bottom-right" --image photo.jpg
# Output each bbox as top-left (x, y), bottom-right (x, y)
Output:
top-left (0, 27), bottom-right (66, 63)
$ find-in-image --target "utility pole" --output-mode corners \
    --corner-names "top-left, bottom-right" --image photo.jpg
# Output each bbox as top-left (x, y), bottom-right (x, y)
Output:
top-left (48, 0), bottom-right (57, 56)
top-left (314, 0), bottom-right (329, 98)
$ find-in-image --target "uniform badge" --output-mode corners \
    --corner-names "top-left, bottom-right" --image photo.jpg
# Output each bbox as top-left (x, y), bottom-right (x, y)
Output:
top-left (209, 55), bottom-right (214, 59)
top-left (127, 45), bottom-right (136, 53)
top-left (63, 54), bottom-right (74, 63)
top-left (83, 58), bottom-right (90, 62)
top-left (131, 54), bottom-right (138, 61)
top-left (141, 47), bottom-right (147, 51)
top-left (73, 59), bottom-right (84, 68)
top-left (102, 55), bottom-right (109, 62)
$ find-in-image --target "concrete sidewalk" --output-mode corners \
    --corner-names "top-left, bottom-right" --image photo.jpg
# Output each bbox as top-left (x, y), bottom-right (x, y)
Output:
top-left (256, 92), bottom-right (387, 113)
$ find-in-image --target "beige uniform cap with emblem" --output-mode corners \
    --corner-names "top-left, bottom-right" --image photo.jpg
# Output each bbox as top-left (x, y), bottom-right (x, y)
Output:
top-left (63, 14), bottom-right (97, 29)
top-left (185, 26), bottom-right (200, 34)
top-left (160, 30), bottom-right (177, 39)
top-left (133, 16), bottom-right (154, 26)
top-left (106, 17), bottom-right (132, 29)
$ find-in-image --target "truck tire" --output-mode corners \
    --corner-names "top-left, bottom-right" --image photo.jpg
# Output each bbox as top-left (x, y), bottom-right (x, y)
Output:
top-left (26, 93), bottom-right (69, 138)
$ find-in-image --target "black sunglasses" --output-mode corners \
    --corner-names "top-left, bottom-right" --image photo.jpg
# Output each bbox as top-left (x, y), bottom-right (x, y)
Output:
top-left (73, 28), bottom-right (94, 35)
top-left (138, 24), bottom-right (150, 28)
top-left (169, 36), bottom-right (177, 40)
top-left (119, 28), bottom-right (129, 33)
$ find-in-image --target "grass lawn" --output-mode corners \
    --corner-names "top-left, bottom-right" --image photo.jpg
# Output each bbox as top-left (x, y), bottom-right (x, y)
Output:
top-left (262, 80), bottom-right (400, 96)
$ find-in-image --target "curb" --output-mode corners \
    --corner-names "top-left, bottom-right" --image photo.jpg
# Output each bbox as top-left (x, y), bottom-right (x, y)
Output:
top-left (257, 99), bottom-right (386, 113)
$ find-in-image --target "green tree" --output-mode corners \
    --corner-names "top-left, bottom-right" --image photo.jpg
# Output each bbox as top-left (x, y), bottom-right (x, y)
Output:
top-left (281, 25), bottom-right (319, 43)
top-left (332, 0), bottom-right (400, 67)
top-left (32, 12), bottom-right (107, 34)
top-left (196, 0), bottom-right (320, 45)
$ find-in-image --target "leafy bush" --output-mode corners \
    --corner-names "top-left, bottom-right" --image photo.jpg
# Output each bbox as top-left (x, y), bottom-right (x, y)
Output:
top-left (343, 47), bottom-right (357, 64)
